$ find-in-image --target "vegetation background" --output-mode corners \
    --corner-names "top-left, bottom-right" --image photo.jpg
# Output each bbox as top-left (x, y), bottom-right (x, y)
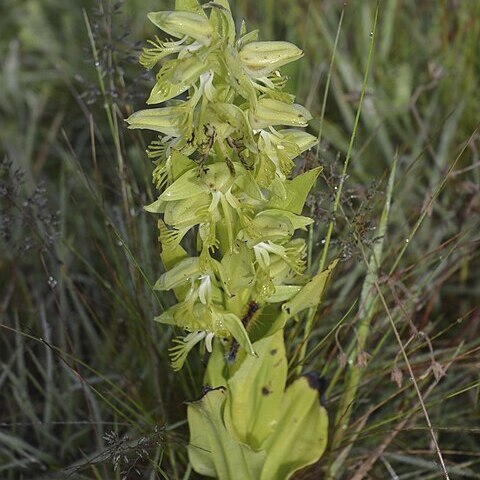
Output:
top-left (1, 0), bottom-right (479, 478)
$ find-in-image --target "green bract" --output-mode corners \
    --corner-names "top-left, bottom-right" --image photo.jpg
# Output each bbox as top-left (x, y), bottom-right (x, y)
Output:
top-left (129, 1), bottom-right (335, 478)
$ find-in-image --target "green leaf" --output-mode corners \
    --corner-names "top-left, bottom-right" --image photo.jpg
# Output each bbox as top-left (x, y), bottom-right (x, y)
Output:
top-left (269, 176), bottom-right (287, 200)
top-left (223, 46), bottom-right (258, 106)
top-left (208, 102), bottom-right (247, 129)
top-left (154, 308), bottom-right (175, 325)
top-left (260, 377), bottom-right (328, 480)
top-left (144, 198), bottom-right (164, 214)
top-left (255, 154), bottom-right (276, 188)
top-left (282, 259), bottom-right (338, 319)
top-left (237, 28), bottom-right (259, 50)
top-left (170, 150), bottom-right (197, 180)
top-left (244, 210), bottom-right (294, 244)
top-left (264, 285), bottom-right (302, 303)
top-left (247, 305), bottom-right (282, 343)
top-left (277, 129), bottom-right (318, 156)
top-left (257, 209), bottom-right (313, 231)
top-left (220, 246), bottom-right (256, 294)
top-left (161, 162), bottom-right (234, 203)
top-left (204, 340), bottom-right (228, 388)
top-left (267, 166), bottom-right (322, 214)
top-left (188, 388), bottom-right (266, 479)
top-left (222, 313), bottom-right (256, 357)
top-left (225, 330), bottom-right (287, 450)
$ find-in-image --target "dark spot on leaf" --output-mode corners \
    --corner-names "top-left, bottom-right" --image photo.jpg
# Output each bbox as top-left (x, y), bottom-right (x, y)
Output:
top-left (262, 386), bottom-right (271, 396)
top-left (304, 372), bottom-right (327, 406)
top-left (187, 385), bottom-right (226, 403)
top-left (305, 372), bottom-right (320, 390)
top-left (270, 349), bottom-right (277, 356)
top-left (203, 385), bottom-right (214, 394)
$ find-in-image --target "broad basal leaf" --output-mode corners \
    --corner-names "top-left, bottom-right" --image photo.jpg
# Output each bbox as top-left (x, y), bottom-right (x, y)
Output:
top-left (260, 377), bottom-right (328, 480)
top-left (188, 387), bottom-right (266, 479)
top-left (225, 330), bottom-right (287, 450)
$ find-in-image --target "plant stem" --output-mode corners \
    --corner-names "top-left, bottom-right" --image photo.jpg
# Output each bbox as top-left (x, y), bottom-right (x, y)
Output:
top-left (297, 4), bottom-right (379, 376)
top-left (328, 153), bottom-right (397, 478)
top-left (307, 7), bottom-right (345, 272)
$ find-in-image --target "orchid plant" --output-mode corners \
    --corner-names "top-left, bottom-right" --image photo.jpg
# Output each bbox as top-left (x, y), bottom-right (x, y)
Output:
top-left (127, 1), bottom-right (335, 477)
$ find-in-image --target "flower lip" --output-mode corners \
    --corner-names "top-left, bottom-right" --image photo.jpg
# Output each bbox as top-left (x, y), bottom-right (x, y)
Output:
top-left (205, 332), bottom-right (215, 352)
top-left (198, 274), bottom-right (212, 304)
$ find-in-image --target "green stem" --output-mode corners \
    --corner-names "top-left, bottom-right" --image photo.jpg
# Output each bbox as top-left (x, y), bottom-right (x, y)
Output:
top-left (328, 153), bottom-right (396, 479)
top-left (296, 4), bottom-right (379, 376)
top-left (307, 7), bottom-right (345, 273)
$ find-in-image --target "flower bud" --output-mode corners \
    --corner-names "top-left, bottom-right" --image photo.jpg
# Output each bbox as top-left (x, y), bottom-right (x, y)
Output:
top-left (154, 257), bottom-right (200, 291)
top-left (277, 129), bottom-right (318, 155)
top-left (148, 11), bottom-right (213, 46)
top-left (147, 56), bottom-right (209, 104)
top-left (126, 107), bottom-right (182, 137)
top-left (240, 41), bottom-right (303, 78)
top-left (249, 98), bottom-right (313, 130)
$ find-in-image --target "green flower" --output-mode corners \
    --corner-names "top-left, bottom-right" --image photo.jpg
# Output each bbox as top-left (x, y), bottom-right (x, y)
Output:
top-left (249, 98), bottom-right (313, 130)
top-left (253, 239), bottom-right (307, 277)
top-left (146, 55), bottom-right (211, 104)
top-left (147, 11), bottom-right (214, 46)
top-left (239, 41), bottom-right (303, 78)
top-left (140, 37), bottom-right (188, 70)
top-left (126, 105), bottom-right (185, 137)
top-left (157, 301), bottom-right (255, 371)
top-left (130, 0), bottom-right (321, 369)
top-left (259, 128), bottom-right (318, 178)
top-left (128, 1), bottom-right (314, 174)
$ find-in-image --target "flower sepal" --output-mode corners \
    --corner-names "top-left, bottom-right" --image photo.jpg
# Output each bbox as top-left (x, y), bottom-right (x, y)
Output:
top-left (249, 99), bottom-right (312, 130)
top-left (147, 11), bottom-right (214, 46)
top-left (240, 41), bottom-right (303, 78)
